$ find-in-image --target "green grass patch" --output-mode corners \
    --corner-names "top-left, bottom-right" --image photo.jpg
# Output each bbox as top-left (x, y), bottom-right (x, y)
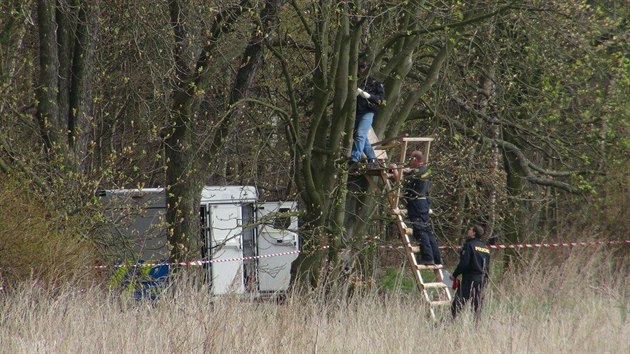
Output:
top-left (381, 267), bottom-right (417, 293)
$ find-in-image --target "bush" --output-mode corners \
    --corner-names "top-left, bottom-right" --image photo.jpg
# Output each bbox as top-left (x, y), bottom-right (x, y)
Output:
top-left (0, 177), bottom-right (98, 290)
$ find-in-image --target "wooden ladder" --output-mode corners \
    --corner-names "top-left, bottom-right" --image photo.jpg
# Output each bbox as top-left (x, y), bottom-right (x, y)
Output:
top-left (377, 137), bottom-right (452, 319)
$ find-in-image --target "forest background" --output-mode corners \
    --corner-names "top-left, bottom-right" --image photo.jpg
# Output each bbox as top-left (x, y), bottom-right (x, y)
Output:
top-left (0, 0), bottom-right (629, 290)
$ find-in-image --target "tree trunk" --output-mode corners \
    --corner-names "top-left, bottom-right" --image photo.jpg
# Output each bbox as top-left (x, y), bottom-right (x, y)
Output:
top-left (36, 0), bottom-right (91, 181)
top-left (37, 0), bottom-right (61, 153)
top-left (502, 130), bottom-right (526, 270)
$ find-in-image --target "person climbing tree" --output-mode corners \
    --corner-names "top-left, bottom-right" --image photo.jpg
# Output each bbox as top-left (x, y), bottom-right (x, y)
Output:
top-left (349, 59), bottom-right (385, 169)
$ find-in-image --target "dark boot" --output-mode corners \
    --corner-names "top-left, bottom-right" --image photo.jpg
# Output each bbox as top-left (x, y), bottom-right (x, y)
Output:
top-left (415, 253), bottom-right (434, 265)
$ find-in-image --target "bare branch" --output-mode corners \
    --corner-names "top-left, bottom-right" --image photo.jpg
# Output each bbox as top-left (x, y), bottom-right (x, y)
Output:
top-left (376, 1), bottom-right (517, 60)
top-left (449, 119), bottom-right (580, 193)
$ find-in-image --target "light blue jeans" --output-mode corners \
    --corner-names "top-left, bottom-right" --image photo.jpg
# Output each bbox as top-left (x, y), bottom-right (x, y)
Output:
top-left (351, 112), bottom-right (377, 162)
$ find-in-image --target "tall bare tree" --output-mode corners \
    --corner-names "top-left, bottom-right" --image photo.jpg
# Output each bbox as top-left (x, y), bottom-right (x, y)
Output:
top-left (257, 1), bottom-right (515, 285)
top-left (36, 0), bottom-right (92, 169)
top-left (164, 0), bottom-right (284, 262)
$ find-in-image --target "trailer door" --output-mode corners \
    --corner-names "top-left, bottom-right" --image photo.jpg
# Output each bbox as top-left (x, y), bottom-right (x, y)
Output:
top-left (208, 204), bottom-right (245, 294)
top-left (256, 202), bottom-right (299, 293)
top-left (100, 189), bottom-right (168, 261)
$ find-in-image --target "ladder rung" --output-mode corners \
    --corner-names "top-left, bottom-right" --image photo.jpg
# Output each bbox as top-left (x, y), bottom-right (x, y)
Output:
top-left (430, 300), bottom-right (451, 306)
top-left (422, 282), bottom-right (447, 289)
top-left (417, 264), bottom-right (443, 270)
top-left (401, 137), bottom-right (434, 142)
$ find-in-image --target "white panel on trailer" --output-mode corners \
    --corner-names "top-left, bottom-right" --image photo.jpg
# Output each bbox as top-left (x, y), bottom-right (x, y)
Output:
top-left (256, 201), bottom-right (299, 293)
top-left (209, 204), bottom-right (245, 294)
top-left (201, 186), bottom-right (257, 204)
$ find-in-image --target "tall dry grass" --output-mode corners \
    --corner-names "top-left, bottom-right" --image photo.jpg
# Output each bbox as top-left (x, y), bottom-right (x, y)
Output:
top-left (1, 248), bottom-right (628, 354)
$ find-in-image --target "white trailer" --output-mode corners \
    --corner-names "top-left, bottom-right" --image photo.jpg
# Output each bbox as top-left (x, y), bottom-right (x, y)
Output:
top-left (99, 186), bottom-right (299, 296)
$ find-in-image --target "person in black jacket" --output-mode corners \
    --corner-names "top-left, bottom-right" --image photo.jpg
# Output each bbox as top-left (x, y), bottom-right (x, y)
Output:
top-left (450, 224), bottom-right (490, 321)
top-left (349, 60), bottom-right (385, 167)
top-left (390, 151), bottom-right (441, 265)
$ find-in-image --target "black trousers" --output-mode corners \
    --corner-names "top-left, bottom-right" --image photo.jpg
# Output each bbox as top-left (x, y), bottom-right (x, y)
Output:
top-left (451, 276), bottom-right (484, 320)
top-left (411, 217), bottom-right (441, 264)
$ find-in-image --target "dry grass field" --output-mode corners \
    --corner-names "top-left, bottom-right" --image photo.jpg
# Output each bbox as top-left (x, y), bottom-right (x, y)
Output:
top-left (1, 249), bottom-right (628, 354)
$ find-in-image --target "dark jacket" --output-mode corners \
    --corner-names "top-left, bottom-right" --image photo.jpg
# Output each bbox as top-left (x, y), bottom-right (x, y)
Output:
top-left (356, 76), bottom-right (385, 116)
top-left (453, 237), bottom-right (490, 280)
top-left (403, 165), bottom-right (431, 220)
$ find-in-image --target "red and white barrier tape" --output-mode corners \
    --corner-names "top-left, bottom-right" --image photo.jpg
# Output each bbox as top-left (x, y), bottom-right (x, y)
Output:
top-left (376, 239), bottom-right (630, 250)
top-left (95, 240), bottom-right (629, 269)
top-left (95, 250), bottom-right (301, 269)
top-left (485, 239), bottom-right (630, 249)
